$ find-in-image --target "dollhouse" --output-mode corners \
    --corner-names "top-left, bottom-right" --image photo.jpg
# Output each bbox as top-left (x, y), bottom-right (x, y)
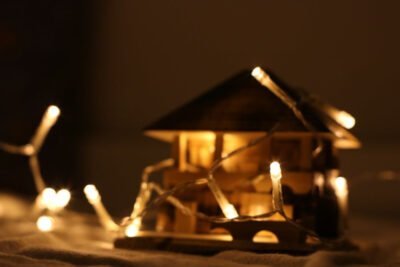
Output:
top-left (116, 67), bottom-right (360, 253)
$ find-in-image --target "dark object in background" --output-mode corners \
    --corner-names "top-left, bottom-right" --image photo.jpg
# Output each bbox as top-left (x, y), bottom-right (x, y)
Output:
top-left (0, 0), bottom-right (91, 195)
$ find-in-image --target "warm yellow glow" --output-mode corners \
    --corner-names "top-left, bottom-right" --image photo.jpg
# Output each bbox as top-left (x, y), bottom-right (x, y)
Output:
top-left (187, 133), bottom-right (216, 169)
top-left (208, 180), bottom-right (239, 219)
top-left (47, 105), bottom-right (61, 120)
top-left (42, 187), bottom-right (57, 202)
top-left (240, 193), bottom-right (271, 216)
top-left (125, 218), bottom-right (142, 237)
top-left (248, 204), bottom-right (269, 216)
top-left (41, 187), bottom-right (57, 210)
top-left (23, 144), bottom-right (35, 155)
top-left (84, 184), bottom-right (100, 203)
top-left (269, 161), bottom-right (284, 212)
top-left (30, 105), bottom-right (61, 153)
top-left (41, 105), bottom-right (61, 128)
top-left (270, 161), bottom-right (282, 180)
top-left (186, 131), bottom-right (215, 141)
top-left (125, 224), bottom-right (139, 237)
top-left (223, 204), bottom-right (239, 219)
top-left (36, 215), bottom-right (54, 232)
top-left (314, 173), bottom-right (325, 196)
top-left (40, 188), bottom-right (71, 210)
top-left (84, 184), bottom-right (119, 231)
top-left (334, 176), bottom-right (348, 197)
top-left (252, 230), bottom-right (279, 243)
top-left (336, 110), bottom-right (356, 129)
top-left (222, 133), bottom-right (263, 173)
top-left (55, 189), bottom-right (71, 209)
top-left (251, 66), bottom-right (265, 80)
top-left (314, 173), bottom-right (325, 188)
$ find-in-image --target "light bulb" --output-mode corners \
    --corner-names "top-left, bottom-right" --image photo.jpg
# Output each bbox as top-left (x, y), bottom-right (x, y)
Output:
top-left (336, 110), bottom-right (356, 129)
top-left (84, 184), bottom-right (100, 203)
top-left (47, 105), bottom-right (60, 120)
top-left (37, 215), bottom-right (54, 232)
top-left (224, 204), bottom-right (239, 219)
top-left (125, 223), bottom-right (139, 237)
top-left (270, 161), bottom-right (282, 180)
top-left (334, 176), bottom-right (348, 197)
top-left (251, 66), bottom-right (264, 80)
top-left (55, 189), bottom-right (71, 209)
top-left (41, 187), bottom-right (57, 210)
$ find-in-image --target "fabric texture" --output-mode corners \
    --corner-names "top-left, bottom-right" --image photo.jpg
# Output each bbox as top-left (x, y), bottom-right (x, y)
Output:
top-left (0, 194), bottom-right (399, 267)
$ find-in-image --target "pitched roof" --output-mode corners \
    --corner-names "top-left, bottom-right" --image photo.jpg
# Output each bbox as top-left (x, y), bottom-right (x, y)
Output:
top-left (144, 68), bottom-right (360, 149)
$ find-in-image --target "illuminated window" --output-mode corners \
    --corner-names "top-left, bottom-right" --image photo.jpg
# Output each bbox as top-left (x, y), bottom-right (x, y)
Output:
top-left (186, 132), bottom-right (215, 169)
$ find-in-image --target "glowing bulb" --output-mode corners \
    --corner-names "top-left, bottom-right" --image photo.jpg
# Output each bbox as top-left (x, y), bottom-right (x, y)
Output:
top-left (208, 180), bottom-right (239, 219)
top-left (84, 184), bottom-right (100, 203)
top-left (336, 111), bottom-right (356, 129)
top-left (30, 105), bottom-right (61, 156)
top-left (55, 189), bottom-right (71, 209)
top-left (36, 215), bottom-right (54, 232)
top-left (41, 187), bottom-right (57, 210)
top-left (251, 66), bottom-right (265, 80)
top-left (334, 176), bottom-right (349, 231)
top-left (42, 105), bottom-right (61, 127)
top-left (314, 173), bottom-right (325, 196)
top-left (270, 161), bottom-right (282, 180)
top-left (224, 204), bottom-right (239, 219)
top-left (47, 105), bottom-right (60, 120)
top-left (334, 176), bottom-right (348, 197)
top-left (84, 184), bottom-right (119, 231)
top-left (269, 161), bottom-right (284, 212)
top-left (125, 220), bottom-right (141, 237)
top-left (315, 174), bottom-right (324, 188)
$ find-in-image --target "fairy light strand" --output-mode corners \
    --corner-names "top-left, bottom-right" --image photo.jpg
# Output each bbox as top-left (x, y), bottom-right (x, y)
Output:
top-left (205, 122), bottom-right (281, 219)
top-left (0, 105), bottom-right (71, 232)
top-left (251, 66), bottom-right (324, 156)
top-left (269, 161), bottom-right (284, 214)
top-left (124, 158), bottom-right (175, 235)
top-left (0, 105), bottom-right (60, 193)
top-left (84, 184), bottom-right (119, 232)
top-left (85, 67), bottom-right (352, 246)
top-left (87, 66), bottom-right (326, 233)
top-left (0, 89), bottom-right (355, 246)
top-left (88, 121), bottom-right (318, 237)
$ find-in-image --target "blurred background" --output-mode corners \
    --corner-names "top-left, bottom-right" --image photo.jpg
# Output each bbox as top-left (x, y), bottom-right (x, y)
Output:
top-left (0, 0), bottom-right (399, 220)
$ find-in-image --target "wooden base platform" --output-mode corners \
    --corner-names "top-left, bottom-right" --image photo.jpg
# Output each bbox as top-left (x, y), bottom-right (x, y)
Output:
top-left (114, 231), bottom-right (317, 255)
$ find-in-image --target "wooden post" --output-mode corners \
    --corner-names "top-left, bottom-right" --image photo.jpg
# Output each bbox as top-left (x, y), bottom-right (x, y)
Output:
top-left (178, 133), bottom-right (187, 171)
top-left (214, 132), bottom-right (223, 161)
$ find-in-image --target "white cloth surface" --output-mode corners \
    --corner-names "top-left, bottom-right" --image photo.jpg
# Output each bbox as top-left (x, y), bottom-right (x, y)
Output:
top-left (0, 194), bottom-right (399, 267)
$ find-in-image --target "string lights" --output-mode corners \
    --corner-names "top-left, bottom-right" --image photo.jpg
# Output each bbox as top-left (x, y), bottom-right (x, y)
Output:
top-left (0, 105), bottom-right (71, 232)
top-left (36, 215), bottom-right (55, 232)
top-left (84, 66), bottom-right (341, 245)
top-left (333, 176), bottom-right (349, 231)
top-left (84, 130), bottom-right (320, 239)
top-left (269, 161), bottom-right (284, 213)
top-left (0, 67), bottom-right (359, 252)
top-left (84, 184), bottom-right (119, 231)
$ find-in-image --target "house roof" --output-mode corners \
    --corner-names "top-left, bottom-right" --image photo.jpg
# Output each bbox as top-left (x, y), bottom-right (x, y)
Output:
top-left (144, 68), bottom-right (360, 149)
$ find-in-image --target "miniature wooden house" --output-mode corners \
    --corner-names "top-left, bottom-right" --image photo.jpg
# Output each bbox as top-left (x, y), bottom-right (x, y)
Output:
top-left (138, 67), bottom-right (360, 252)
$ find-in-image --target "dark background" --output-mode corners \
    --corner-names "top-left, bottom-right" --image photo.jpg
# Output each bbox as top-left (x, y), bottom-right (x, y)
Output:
top-left (0, 1), bottom-right (399, 219)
